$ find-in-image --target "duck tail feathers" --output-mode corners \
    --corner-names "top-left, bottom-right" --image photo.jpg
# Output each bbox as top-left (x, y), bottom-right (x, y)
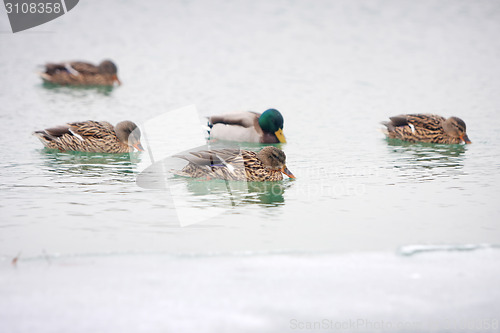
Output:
top-left (380, 121), bottom-right (395, 132)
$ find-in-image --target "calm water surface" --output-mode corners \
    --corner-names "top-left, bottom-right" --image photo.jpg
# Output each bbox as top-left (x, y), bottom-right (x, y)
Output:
top-left (0, 0), bottom-right (500, 258)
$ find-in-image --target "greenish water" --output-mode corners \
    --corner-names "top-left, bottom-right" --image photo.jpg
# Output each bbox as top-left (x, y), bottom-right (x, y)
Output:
top-left (1, 0), bottom-right (499, 257)
top-left (1, 1), bottom-right (500, 332)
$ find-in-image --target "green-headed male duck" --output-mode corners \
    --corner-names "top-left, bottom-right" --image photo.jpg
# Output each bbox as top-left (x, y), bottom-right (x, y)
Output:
top-left (208, 109), bottom-right (286, 143)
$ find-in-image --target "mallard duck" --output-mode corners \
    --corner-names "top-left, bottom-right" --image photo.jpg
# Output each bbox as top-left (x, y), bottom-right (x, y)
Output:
top-left (382, 114), bottom-right (471, 144)
top-left (33, 120), bottom-right (144, 153)
top-left (39, 60), bottom-right (121, 86)
top-left (208, 109), bottom-right (286, 143)
top-left (173, 146), bottom-right (295, 181)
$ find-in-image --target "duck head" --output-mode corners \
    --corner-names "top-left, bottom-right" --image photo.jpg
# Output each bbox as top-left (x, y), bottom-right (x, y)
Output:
top-left (99, 60), bottom-right (121, 85)
top-left (256, 146), bottom-right (295, 179)
top-left (259, 109), bottom-right (286, 143)
top-left (443, 117), bottom-right (471, 144)
top-left (115, 120), bottom-right (144, 151)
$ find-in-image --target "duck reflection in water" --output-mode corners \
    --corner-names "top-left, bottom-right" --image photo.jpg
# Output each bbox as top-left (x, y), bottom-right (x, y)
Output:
top-left (38, 149), bottom-right (141, 180)
top-left (181, 178), bottom-right (291, 207)
top-left (41, 80), bottom-right (115, 98)
top-left (385, 139), bottom-right (467, 181)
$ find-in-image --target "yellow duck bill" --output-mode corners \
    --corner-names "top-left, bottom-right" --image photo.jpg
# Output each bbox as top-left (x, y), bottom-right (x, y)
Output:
top-left (274, 128), bottom-right (287, 143)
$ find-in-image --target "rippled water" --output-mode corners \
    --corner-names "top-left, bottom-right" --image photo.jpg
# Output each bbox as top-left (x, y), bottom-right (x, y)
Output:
top-left (1, 0), bottom-right (500, 258)
top-left (2, 1), bottom-right (500, 331)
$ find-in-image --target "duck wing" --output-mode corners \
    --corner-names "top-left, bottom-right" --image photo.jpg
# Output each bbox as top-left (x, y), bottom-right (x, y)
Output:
top-left (209, 112), bottom-right (259, 128)
top-left (33, 125), bottom-right (71, 143)
top-left (43, 61), bottom-right (99, 75)
top-left (44, 63), bottom-right (69, 75)
top-left (67, 121), bottom-right (115, 139)
top-left (42, 125), bottom-right (71, 138)
top-left (388, 114), bottom-right (445, 131)
top-left (66, 62), bottom-right (100, 74)
top-left (175, 149), bottom-right (245, 167)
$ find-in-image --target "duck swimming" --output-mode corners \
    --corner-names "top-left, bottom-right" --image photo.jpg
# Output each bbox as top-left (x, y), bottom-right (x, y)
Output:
top-left (33, 120), bottom-right (144, 153)
top-left (39, 60), bottom-right (121, 86)
top-left (382, 114), bottom-right (471, 144)
top-left (208, 109), bottom-right (286, 143)
top-left (173, 146), bottom-right (295, 181)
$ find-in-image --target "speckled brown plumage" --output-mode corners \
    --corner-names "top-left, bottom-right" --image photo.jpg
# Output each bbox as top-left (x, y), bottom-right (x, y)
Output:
top-left (39, 60), bottom-right (121, 86)
top-left (173, 146), bottom-right (295, 181)
top-left (33, 120), bottom-right (144, 153)
top-left (382, 114), bottom-right (471, 144)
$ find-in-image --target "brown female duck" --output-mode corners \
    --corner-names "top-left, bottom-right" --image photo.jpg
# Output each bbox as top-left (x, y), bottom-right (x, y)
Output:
top-left (173, 146), bottom-right (295, 181)
top-left (382, 114), bottom-right (471, 144)
top-left (39, 60), bottom-right (121, 86)
top-left (33, 120), bottom-right (144, 153)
